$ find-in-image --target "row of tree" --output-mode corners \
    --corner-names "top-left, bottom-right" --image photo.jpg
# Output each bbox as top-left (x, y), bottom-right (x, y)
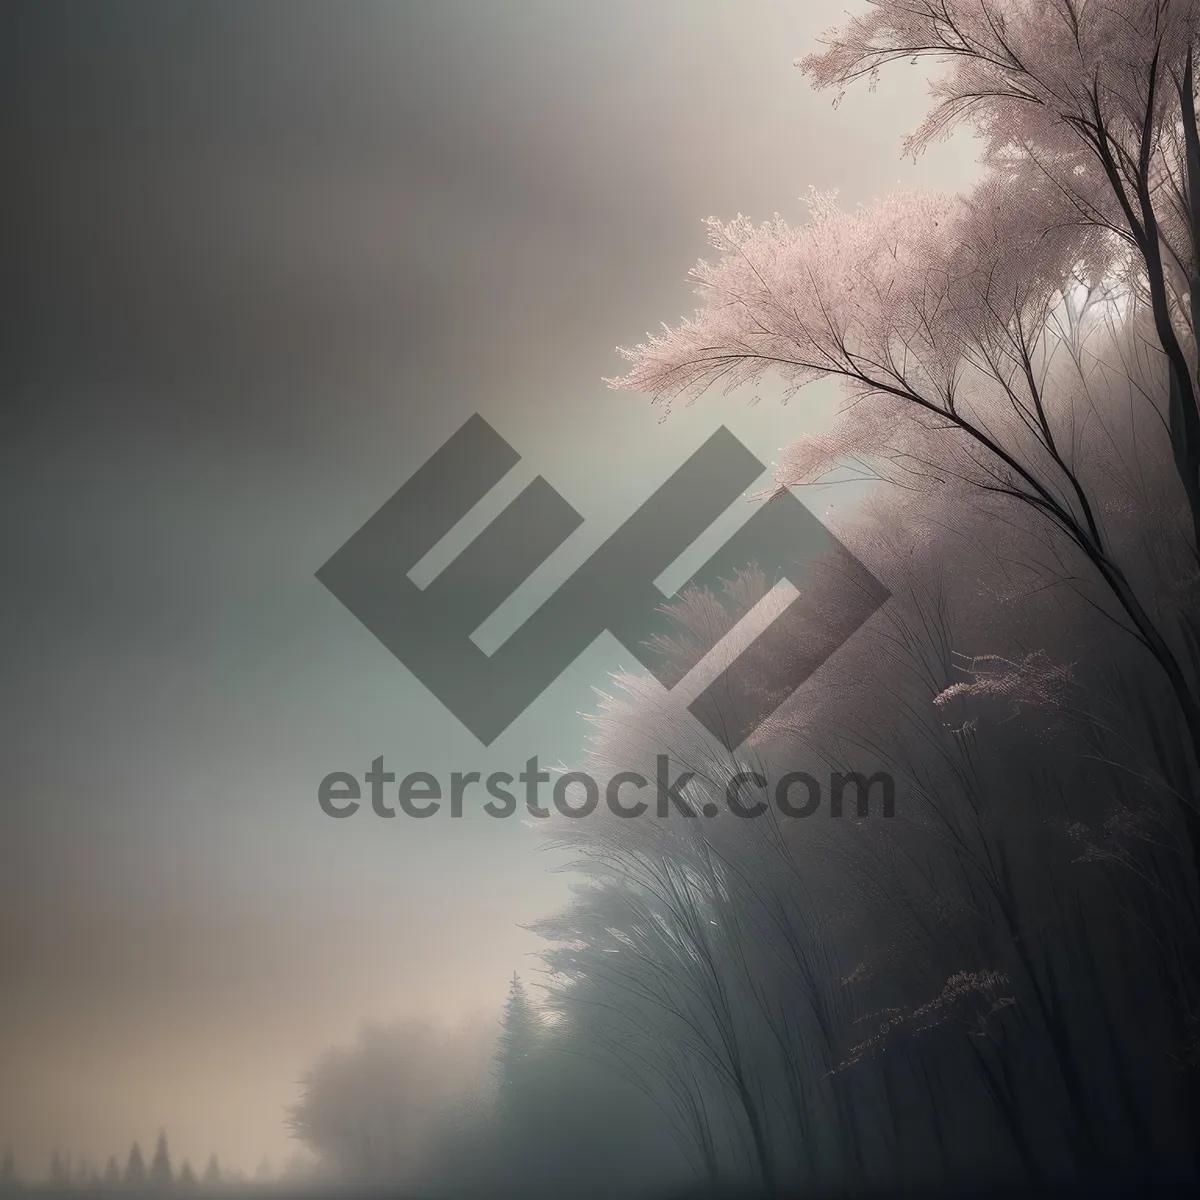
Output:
top-left (0, 1137), bottom-right (226, 1191)
top-left (285, 2), bottom-right (1200, 1195)
top-left (539, 1), bottom-right (1200, 1190)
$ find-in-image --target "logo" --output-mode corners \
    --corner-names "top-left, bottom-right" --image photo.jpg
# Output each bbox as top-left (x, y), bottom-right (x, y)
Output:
top-left (317, 415), bottom-right (888, 748)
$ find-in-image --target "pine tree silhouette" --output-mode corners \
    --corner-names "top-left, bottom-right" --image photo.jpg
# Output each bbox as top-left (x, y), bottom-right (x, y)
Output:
top-left (123, 1143), bottom-right (146, 1187)
top-left (200, 1156), bottom-right (220, 1188)
top-left (496, 971), bottom-right (542, 1102)
top-left (148, 1133), bottom-right (172, 1189)
top-left (103, 1157), bottom-right (121, 1186)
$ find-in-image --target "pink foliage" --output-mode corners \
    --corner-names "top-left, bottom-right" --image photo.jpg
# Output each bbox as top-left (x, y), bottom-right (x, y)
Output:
top-left (611, 1), bottom-right (1200, 524)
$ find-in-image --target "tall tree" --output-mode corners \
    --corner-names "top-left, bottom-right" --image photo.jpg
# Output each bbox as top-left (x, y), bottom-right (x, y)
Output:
top-left (102, 1158), bottom-right (121, 1187)
top-left (200, 1156), bottom-right (220, 1188)
top-left (495, 973), bottom-right (542, 1104)
top-left (611, 0), bottom-right (1200, 885)
top-left (148, 1133), bottom-right (172, 1189)
top-left (123, 1143), bottom-right (146, 1187)
top-left (559, 7), bottom-right (1200, 1179)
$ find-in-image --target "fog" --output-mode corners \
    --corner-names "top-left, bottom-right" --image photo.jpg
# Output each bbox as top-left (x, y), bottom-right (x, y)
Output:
top-left (18, 0), bottom-right (1161, 1193)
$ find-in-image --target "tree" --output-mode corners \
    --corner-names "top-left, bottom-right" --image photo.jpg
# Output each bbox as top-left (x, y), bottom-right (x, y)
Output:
top-left (176, 1162), bottom-right (196, 1190)
top-left (200, 1156), bottom-right (220, 1188)
top-left (611, 0), bottom-right (1200, 886)
top-left (0, 1149), bottom-right (16, 1189)
top-left (287, 1020), bottom-right (491, 1184)
top-left (123, 1143), bottom-right (146, 1187)
top-left (567, 9), bottom-right (1200, 1177)
top-left (102, 1158), bottom-right (121, 1187)
top-left (799, 0), bottom-right (1200, 544)
top-left (148, 1133), bottom-right (172, 1189)
top-left (495, 973), bottom-right (543, 1104)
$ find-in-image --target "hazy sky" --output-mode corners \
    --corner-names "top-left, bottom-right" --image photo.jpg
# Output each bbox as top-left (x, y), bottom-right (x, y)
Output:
top-left (1, 0), bottom-right (981, 1177)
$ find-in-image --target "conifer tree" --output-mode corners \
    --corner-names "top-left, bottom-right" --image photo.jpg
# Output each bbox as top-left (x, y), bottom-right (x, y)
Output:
top-left (148, 1134), bottom-right (172, 1189)
top-left (495, 972), bottom-right (542, 1103)
top-left (176, 1162), bottom-right (195, 1190)
top-left (200, 1156), bottom-right (220, 1188)
top-left (102, 1158), bottom-right (121, 1187)
top-left (123, 1143), bottom-right (146, 1187)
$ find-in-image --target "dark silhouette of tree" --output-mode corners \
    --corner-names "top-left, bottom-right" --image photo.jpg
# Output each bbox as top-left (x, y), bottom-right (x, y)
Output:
top-left (495, 972), bottom-right (542, 1105)
top-left (102, 1157), bottom-right (120, 1187)
top-left (200, 1156), bottom-right (220, 1188)
top-left (123, 1143), bottom-right (146, 1188)
top-left (176, 1162), bottom-right (195, 1190)
top-left (148, 1133), bottom-right (172, 1189)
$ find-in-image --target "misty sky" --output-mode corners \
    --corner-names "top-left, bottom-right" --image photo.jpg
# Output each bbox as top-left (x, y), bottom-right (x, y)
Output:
top-left (1, 0), bottom-right (982, 1177)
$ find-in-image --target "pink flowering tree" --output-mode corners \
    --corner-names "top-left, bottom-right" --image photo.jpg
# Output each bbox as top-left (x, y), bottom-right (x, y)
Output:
top-left (610, 0), bottom-right (1200, 880)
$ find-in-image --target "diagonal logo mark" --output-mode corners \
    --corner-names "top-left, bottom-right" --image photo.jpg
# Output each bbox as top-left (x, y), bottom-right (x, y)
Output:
top-left (317, 414), bottom-right (889, 748)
